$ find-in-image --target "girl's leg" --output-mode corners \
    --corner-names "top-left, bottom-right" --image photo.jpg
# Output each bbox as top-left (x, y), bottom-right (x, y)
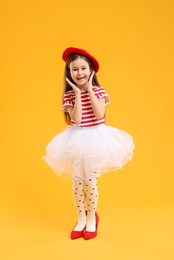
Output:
top-left (85, 176), bottom-right (99, 232)
top-left (72, 176), bottom-right (86, 231)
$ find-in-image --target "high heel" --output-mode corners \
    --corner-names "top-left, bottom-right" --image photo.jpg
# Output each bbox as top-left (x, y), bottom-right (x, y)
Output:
top-left (70, 228), bottom-right (85, 239)
top-left (83, 213), bottom-right (99, 240)
top-left (71, 211), bottom-right (88, 239)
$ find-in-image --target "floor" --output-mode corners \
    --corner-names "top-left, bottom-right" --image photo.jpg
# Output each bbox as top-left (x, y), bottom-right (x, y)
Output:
top-left (1, 205), bottom-right (174, 260)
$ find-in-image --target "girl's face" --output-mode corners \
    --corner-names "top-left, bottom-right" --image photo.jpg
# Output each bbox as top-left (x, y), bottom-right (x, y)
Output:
top-left (69, 58), bottom-right (92, 90)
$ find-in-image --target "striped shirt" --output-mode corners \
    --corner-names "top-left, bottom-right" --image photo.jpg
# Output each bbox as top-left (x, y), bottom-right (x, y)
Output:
top-left (63, 86), bottom-right (110, 127)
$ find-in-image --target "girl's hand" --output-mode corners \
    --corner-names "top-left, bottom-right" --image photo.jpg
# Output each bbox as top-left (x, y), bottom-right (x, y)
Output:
top-left (86, 71), bottom-right (95, 92)
top-left (66, 77), bottom-right (81, 94)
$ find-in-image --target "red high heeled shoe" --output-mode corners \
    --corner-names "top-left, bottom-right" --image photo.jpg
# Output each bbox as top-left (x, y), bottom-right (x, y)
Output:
top-left (83, 213), bottom-right (99, 240)
top-left (70, 228), bottom-right (85, 239)
top-left (71, 211), bottom-right (88, 239)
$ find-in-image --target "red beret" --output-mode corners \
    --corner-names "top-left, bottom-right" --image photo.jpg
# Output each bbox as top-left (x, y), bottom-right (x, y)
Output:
top-left (62, 47), bottom-right (99, 72)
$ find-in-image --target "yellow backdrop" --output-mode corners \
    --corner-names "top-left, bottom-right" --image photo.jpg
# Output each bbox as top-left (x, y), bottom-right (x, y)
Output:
top-left (1, 0), bottom-right (174, 259)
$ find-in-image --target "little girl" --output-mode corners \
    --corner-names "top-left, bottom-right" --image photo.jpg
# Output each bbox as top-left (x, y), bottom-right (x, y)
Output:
top-left (43, 47), bottom-right (135, 240)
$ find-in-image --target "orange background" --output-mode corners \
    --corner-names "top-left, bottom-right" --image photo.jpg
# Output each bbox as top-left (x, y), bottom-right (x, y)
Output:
top-left (0, 0), bottom-right (174, 259)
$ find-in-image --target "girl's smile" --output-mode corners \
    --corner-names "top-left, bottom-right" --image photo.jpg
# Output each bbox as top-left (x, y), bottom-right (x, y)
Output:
top-left (69, 58), bottom-right (91, 90)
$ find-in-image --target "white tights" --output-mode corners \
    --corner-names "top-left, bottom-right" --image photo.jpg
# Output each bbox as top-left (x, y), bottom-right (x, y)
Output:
top-left (72, 176), bottom-right (98, 232)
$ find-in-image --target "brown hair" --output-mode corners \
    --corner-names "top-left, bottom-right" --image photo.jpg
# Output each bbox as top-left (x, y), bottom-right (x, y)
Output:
top-left (62, 54), bottom-right (100, 125)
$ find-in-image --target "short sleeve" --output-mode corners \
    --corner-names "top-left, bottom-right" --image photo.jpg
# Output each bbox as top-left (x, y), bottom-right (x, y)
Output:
top-left (62, 91), bottom-right (74, 112)
top-left (94, 86), bottom-right (110, 105)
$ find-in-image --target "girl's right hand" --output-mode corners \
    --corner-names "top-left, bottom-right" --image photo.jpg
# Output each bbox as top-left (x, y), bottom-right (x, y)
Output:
top-left (66, 77), bottom-right (80, 94)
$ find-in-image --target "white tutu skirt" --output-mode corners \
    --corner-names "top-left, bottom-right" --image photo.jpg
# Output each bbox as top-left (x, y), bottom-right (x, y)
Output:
top-left (42, 124), bottom-right (135, 180)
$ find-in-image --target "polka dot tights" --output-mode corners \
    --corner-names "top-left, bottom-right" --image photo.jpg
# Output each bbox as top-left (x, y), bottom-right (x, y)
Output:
top-left (72, 176), bottom-right (98, 232)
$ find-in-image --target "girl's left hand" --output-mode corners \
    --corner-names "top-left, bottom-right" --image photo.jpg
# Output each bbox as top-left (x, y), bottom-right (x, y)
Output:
top-left (86, 71), bottom-right (95, 92)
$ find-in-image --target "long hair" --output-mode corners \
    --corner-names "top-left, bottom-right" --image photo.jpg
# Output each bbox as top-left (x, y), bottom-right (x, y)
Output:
top-left (62, 54), bottom-right (100, 125)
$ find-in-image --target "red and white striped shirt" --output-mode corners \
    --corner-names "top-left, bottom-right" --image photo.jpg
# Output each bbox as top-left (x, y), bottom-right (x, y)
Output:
top-left (63, 86), bottom-right (110, 127)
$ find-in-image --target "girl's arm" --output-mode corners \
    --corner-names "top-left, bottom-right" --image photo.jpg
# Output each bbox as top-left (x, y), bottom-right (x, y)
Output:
top-left (87, 71), bottom-right (106, 119)
top-left (66, 93), bottom-right (82, 124)
top-left (65, 78), bottom-right (82, 124)
top-left (88, 90), bottom-right (106, 119)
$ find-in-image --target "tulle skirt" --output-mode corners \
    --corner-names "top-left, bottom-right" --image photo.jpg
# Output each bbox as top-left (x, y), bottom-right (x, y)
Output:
top-left (42, 124), bottom-right (135, 180)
